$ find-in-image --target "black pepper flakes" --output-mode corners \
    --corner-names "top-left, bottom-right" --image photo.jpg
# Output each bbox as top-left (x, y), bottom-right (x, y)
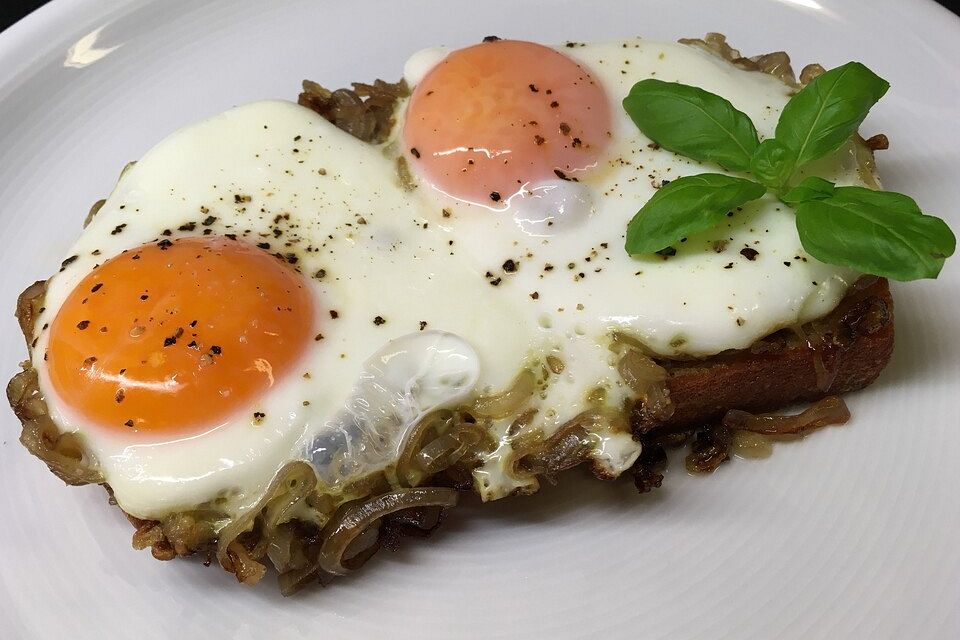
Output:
top-left (76, 320), bottom-right (90, 330)
top-left (157, 239), bottom-right (173, 250)
top-left (373, 316), bottom-right (386, 326)
top-left (419, 321), bottom-right (428, 331)
top-left (329, 310), bottom-right (339, 319)
top-left (502, 259), bottom-right (518, 272)
top-left (163, 327), bottom-right (184, 347)
top-left (482, 35), bottom-right (501, 42)
top-left (410, 147), bottom-right (421, 159)
top-left (124, 419), bottom-right (134, 428)
top-left (115, 389), bottom-right (126, 403)
top-left (489, 277), bottom-right (502, 286)
top-left (60, 255), bottom-right (79, 271)
top-left (201, 215), bottom-right (217, 226)
top-left (490, 191), bottom-right (502, 202)
top-left (740, 247), bottom-right (759, 261)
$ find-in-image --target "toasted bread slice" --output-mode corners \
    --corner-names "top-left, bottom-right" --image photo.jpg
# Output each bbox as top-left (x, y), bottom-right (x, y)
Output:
top-left (634, 277), bottom-right (894, 436)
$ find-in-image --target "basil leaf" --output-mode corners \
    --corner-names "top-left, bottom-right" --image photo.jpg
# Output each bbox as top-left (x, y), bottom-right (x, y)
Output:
top-left (781, 177), bottom-right (836, 205)
top-left (626, 174), bottom-right (767, 255)
top-left (795, 187), bottom-right (955, 280)
top-left (623, 80), bottom-right (760, 171)
top-left (750, 139), bottom-right (796, 190)
top-left (775, 62), bottom-right (889, 176)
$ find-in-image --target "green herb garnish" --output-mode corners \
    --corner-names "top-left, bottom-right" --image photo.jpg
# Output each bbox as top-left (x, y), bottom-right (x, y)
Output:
top-left (625, 175), bottom-right (765, 255)
top-left (622, 79), bottom-right (759, 171)
top-left (622, 61), bottom-right (955, 281)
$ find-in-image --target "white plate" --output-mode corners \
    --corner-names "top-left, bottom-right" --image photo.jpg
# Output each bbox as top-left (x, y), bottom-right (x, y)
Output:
top-left (1, 1), bottom-right (958, 638)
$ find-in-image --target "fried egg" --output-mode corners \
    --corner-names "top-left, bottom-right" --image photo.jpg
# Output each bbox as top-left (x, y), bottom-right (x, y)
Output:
top-left (28, 38), bottom-right (870, 520)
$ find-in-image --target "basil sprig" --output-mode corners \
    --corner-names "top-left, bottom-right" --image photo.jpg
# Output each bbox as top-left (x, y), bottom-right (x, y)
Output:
top-left (621, 62), bottom-right (955, 281)
top-left (781, 176), bottom-right (835, 204)
top-left (771, 62), bottom-right (889, 189)
top-left (795, 187), bottom-right (955, 280)
top-left (623, 79), bottom-right (759, 171)
top-left (626, 175), bottom-right (766, 255)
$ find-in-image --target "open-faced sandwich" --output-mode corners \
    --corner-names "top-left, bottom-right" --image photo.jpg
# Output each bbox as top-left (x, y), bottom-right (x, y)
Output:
top-left (8, 34), bottom-right (954, 593)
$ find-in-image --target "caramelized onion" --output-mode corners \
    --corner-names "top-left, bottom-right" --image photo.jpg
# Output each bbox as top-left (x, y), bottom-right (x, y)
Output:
top-left (799, 63), bottom-right (826, 85)
top-left (513, 409), bottom-right (629, 481)
top-left (679, 33), bottom-right (798, 87)
top-left (631, 443), bottom-right (667, 493)
top-left (722, 396), bottom-right (850, 436)
top-left (8, 368), bottom-right (102, 486)
top-left (298, 79), bottom-right (409, 144)
top-left (791, 324), bottom-right (841, 392)
top-left (15, 280), bottom-right (46, 345)
top-left (279, 562), bottom-right (327, 597)
top-left (215, 461), bottom-right (319, 582)
top-left (685, 425), bottom-right (732, 474)
top-left (749, 51), bottom-right (797, 86)
top-left (224, 540), bottom-right (267, 586)
top-left (396, 410), bottom-right (491, 486)
top-left (318, 487), bottom-right (458, 576)
top-left (472, 369), bottom-right (536, 419)
top-left (618, 349), bottom-right (674, 424)
top-left (84, 199), bottom-right (106, 227)
top-left (517, 424), bottom-right (592, 479)
top-left (416, 426), bottom-right (481, 476)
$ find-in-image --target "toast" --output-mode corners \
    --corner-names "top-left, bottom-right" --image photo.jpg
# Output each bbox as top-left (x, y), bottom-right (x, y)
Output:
top-left (635, 276), bottom-right (894, 437)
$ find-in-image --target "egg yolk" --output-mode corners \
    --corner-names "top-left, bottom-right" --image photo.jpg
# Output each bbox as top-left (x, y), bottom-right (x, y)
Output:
top-left (46, 237), bottom-right (316, 435)
top-left (403, 39), bottom-right (612, 207)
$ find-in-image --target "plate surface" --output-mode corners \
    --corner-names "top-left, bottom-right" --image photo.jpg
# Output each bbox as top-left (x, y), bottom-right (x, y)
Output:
top-left (1, 1), bottom-right (958, 638)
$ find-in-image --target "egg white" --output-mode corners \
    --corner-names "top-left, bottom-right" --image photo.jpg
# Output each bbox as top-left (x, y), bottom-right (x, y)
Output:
top-left (30, 38), bottom-right (872, 517)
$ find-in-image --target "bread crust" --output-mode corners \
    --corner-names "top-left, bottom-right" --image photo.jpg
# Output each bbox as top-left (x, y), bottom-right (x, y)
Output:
top-left (635, 277), bottom-right (894, 436)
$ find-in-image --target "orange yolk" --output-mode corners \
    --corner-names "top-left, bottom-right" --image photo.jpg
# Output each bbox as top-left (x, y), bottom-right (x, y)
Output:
top-left (46, 237), bottom-right (316, 435)
top-left (403, 39), bottom-right (612, 206)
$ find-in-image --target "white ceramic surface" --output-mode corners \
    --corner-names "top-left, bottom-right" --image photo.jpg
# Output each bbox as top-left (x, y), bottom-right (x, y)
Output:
top-left (1, 1), bottom-right (958, 638)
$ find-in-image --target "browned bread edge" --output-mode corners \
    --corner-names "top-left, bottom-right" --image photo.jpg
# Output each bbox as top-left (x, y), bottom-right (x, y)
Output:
top-left (636, 277), bottom-right (894, 436)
